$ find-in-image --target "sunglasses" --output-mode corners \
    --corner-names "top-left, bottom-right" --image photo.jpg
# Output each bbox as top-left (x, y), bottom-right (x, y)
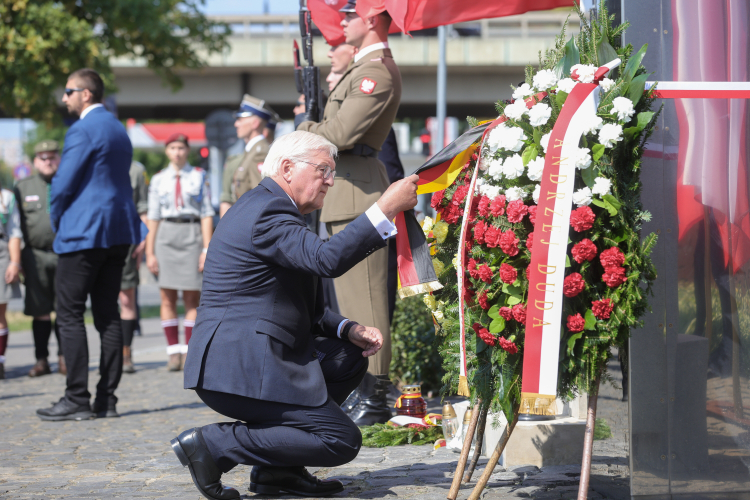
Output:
top-left (36, 154), bottom-right (58, 161)
top-left (64, 88), bottom-right (86, 96)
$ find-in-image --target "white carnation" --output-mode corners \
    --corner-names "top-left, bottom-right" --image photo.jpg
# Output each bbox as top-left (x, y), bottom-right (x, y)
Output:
top-left (611, 96), bottom-right (635, 122)
top-left (501, 154), bottom-right (525, 179)
top-left (574, 148), bottom-right (592, 170)
top-left (473, 177), bottom-right (485, 194)
top-left (592, 177), bottom-right (612, 197)
top-left (532, 69), bottom-right (558, 91)
top-left (570, 64), bottom-right (597, 83)
top-left (573, 187), bottom-right (593, 207)
top-left (526, 156), bottom-right (545, 182)
top-left (528, 103), bottom-right (552, 127)
top-left (556, 77), bottom-right (576, 93)
top-left (487, 123), bottom-right (527, 152)
top-left (600, 77), bottom-right (615, 92)
top-left (505, 186), bottom-right (525, 202)
top-left (487, 158), bottom-right (504, 180)
top-left (504, 99), bottom-right (528, 120)
top-left (532, 184), bottom-right (541, 204)
top-left (598, 123), bottom-right (624, 148)
top-left (512, 83), bottom-right (534, 100)
top-left (479, 184), bottom-right (501, 200)
top-left (583, 116), bottom-right (604, 135)
top-left (540, 132), bottom-right (551, 153)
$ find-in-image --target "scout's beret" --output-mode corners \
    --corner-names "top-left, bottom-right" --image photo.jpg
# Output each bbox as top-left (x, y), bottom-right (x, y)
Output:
top-left (339, 0), bottom-right (356, 13)
top-left (235, 94), bottom-right (273, 121)
top-left (165, 133), bottom-right (189, 147)
top-left (34, 140), bottom-right (59, 154)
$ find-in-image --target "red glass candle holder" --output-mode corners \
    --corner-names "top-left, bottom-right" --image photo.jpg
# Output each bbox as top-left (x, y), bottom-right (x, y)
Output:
top-left (395, 384), bottom-right (427, 418)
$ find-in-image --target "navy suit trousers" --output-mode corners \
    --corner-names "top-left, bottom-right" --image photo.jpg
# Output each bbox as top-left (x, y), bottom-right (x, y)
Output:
top-left (197, 337), bottom-right (368, 473)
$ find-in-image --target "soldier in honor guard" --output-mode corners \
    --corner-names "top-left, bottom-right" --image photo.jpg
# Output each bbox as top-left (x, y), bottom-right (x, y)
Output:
top-left (146, 133), bottom-right (215, 371)
top-left (14, 140), bottom-right (65, 378)
top-left (218, 96), bottom-right (278, 217)
top-left (119, 160), bottom-right (148, 373)
top-left (295, 0), bottom-right (401, 424)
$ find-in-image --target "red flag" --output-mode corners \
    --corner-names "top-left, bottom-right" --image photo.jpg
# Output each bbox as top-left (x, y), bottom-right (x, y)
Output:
top-left (308, 0), bottom-right (347, 46)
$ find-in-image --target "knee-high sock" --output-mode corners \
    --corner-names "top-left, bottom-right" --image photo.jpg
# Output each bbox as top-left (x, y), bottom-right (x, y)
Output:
top-left (0, 328), bottom-right (8, 363)
top-left (183, 319), bottom-right (195, 348)
top-left (32, 319), bottom-right (52, 360)
top-left (163, 318), bottom-right (180, 354)
top-left (121, 319), bottom-right (137, 348)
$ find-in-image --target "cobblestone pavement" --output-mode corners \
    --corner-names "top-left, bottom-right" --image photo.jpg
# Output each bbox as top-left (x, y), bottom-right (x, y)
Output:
top-left (0, 318), bottom-right (629, 499)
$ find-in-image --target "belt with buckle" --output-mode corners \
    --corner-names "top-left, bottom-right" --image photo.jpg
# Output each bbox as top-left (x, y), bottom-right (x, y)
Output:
top-left (163, 217), bottom-right (200, 224)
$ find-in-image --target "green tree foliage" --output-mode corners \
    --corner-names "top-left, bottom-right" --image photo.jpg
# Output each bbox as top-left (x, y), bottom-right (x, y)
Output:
top-left (0, 0), bottom-right (229, 122)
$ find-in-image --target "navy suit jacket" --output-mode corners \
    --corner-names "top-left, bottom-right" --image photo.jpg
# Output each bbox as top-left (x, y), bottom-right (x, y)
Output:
top-left (50, 106), bottom-right (140, 254)
top-left (184, 177), bottom-right (387, 407)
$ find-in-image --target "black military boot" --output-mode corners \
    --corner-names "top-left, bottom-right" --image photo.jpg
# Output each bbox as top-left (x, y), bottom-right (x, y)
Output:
top-left (341, 373), bottom-right (393, 425)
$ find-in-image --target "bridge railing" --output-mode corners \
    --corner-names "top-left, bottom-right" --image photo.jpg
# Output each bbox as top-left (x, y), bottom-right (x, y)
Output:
top-left (210, 11), bottom-right (581, 40)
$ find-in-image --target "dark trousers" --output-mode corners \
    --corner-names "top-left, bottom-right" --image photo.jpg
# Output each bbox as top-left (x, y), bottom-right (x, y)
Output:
top-left (57, 245), bottom-right (129, 406)
top-left (197, 337), bottom-right (368, 473)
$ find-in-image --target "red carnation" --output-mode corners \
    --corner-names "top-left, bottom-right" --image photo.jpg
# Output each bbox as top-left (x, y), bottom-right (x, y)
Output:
top-left (498, 336), bottom-right (519, 354)
top-left (465, 238), bottom-right (473, 252)
top-left (592, 298), bottom-right (614, 319)
top-left (570, 206), bottom-right (596, 232)
top-left (431, 190), bottom-right (445, 209)
top-left (468, 195), bottom-right (480, 222)
top-left (442, 203), bottom-right (461, 224)
top-left (563, 273), bottom-right (586, 298)
top-left (499, 306), bottom-right (513, 321)
top-left (484, 225), bottom-right (500, 248)
top-left (512, 303), bottom-right (526, 323)
top-left (471, 152), bottom-right (478, 162)
top-left (526, 232), bottom-right (534, 251)
top-left (567, 313), bottom-right (585, 332)
top-left (478, 264), bottom-right (493, 284)
top-left (478, 291), bottom-right (490, 310)
top-left (467, 258), bottom-right (480, 279)
top-left (506, 199), bottom-right (528, 223)
top-left (478, 196), bottom-right (492, 217)
top-left (571, 239), bottom-right (598, 264)
top-left (603, 266), bottom-right (628, 288)
top-left (499, 263), bottom-right (517, 284)
top-left (473, 220), bottom-right (486, 244)
top-left (600, 247), bottom-right (625, 269)
top-left (490, 195), bottom-right (507, 217)
top-left (528, 205), bottom-right (537, 225)
top-left (453, 184), bottom-right (470, 206)
top-left (499, 230), bottom-right (520, 256)
top-left (463, 284), bottom-right (475, 303)
top-left (472, 323), bottom-right (496, 346)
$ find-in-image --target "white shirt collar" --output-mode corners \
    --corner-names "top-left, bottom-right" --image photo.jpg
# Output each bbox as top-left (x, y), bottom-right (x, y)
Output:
top-left (354, 42), bottom-right (389, 63)
top-left (79, 103), bottom-right (104, 120)
top-left (286, 193), bottom-right (297, 208)
top-left (167, 163), bottom-right (191, 176)
top-left (245, 134), bottom-right (265, 152)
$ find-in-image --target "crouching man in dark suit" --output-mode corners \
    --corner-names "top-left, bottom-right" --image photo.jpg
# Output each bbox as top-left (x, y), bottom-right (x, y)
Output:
top-left (171, 130), bottom-right (419, 500)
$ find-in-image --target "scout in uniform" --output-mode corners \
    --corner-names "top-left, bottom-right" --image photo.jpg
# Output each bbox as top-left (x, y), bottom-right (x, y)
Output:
top-left (218, 96), bottom-right (278, 217)
top-left (146, 133), bottom-right (214, 371)
top-left (13, 140), bottom-right (64, 378)
top-left (295, 0), bottom-right (401, 424)
top-left (0, 167), bottom-right (23, 379)
top-left (119, 160), bottom-right (148, 373)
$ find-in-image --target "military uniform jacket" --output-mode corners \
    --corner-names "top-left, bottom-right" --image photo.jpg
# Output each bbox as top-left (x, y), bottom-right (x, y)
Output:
top-left (14, 174), bottom-right (55, 250)
top-left (233, 135), bottom-right (269, 201)
top-left (130, 161), bottom-right (148, 214)
top-left (298, 47), bottom-right (401, 223)
top-left (220, 154), bottom-right (243, 205)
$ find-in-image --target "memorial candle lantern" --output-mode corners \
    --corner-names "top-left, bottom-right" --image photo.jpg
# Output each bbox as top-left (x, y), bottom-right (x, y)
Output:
top-left (442, 402), bottom-right (459, 441)
top-left (394, 384), bottom-right (427, 418)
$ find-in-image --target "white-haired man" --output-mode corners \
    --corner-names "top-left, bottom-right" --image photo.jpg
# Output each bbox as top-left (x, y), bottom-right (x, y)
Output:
top-left (172, 131), bottom-right (419, 499)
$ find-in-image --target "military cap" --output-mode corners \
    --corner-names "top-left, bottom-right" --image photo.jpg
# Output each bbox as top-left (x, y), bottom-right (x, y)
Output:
top-left (34, 140), bottom-right (59, 154)
top-left (339, 0), bottom-right (356, 13)
top-left (165, 133), bottom-right (189, 147)
top-left (265, 105), bottom-right (282, 131)
top-left (235, 94), bottom-right (273, 121)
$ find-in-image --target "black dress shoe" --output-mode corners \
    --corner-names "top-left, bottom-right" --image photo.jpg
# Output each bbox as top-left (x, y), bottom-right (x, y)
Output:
top-left (171, 428), bottom-right (239, 500)
top-left (37, 397), bottom-right (94, 421)
top-left (342, 373), bottom-right (392, 426)
top-left (250, 465), bottom-right (344, 497)
top-left (93, 398), bottom-right (119, 418)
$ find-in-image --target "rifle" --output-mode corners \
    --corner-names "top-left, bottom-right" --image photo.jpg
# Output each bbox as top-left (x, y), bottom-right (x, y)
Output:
top-left (294, 0), bottom-right (322, 123)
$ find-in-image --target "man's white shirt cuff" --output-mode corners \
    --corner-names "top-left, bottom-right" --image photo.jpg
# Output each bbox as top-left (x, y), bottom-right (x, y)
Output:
top-left (337, 319), bottom-right (349, 338)
top-left (365, 204), bottom-right (398, 239)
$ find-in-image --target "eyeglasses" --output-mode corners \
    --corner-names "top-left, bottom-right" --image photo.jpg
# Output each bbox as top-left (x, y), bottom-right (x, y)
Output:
top-left (64, 88), bottom-right (86, 96)
top-left (301, 161), bottom-right (335, 180)
top-left (36, 154), bottom-right (58, 161)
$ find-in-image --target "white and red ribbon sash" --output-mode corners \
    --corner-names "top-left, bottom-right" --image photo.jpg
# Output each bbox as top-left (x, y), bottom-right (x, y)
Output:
top-left (645, 81), bottom-right (750, 99)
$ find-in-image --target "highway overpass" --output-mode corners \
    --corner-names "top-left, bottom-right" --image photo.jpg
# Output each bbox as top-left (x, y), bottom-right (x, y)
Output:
top-left (110, 11), bottom-right (579, 121)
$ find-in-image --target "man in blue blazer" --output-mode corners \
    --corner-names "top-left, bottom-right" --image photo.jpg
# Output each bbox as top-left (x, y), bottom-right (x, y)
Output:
top-left (171, 131), bottom-right (418, 499)
top-left (37, 68), bottom-right (140, 421)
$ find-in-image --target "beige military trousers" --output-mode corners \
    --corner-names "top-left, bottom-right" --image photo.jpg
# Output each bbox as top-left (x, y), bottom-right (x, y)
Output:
top-left (329, 219), bottom-right (391, 376)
